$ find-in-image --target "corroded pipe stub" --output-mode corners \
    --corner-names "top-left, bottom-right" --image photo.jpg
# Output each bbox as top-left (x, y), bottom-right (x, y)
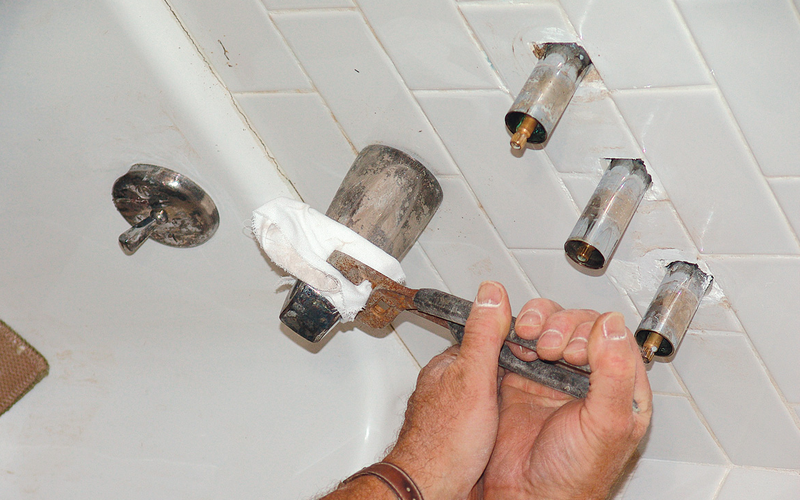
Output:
top-left (505, 43), bottom-right (592, 147)
top-left (565, 159), bottom-right (652, 269)
top-left (635, 261), bottom-right (714, 363)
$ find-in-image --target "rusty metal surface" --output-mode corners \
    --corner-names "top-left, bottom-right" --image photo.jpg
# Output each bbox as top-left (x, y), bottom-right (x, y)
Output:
top-left (327, 249), bottom-right (416, 329)
top-left (329, 251), bottom-right (593, 399)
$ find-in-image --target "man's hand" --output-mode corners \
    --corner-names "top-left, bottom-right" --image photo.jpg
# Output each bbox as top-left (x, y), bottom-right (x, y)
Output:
top-left (326, 287), bottom-right (651, 500)
top-left (384, 281), bottom-right (512, 500)
top-left (483, 299), bottom-right (653, 500)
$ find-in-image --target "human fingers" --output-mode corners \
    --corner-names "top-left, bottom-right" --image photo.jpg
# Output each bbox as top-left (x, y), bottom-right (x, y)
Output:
top-left (459, 282), bottom-right (512, 379)
top-left (561, 320), bottom-right (593, 366)
top-left (507, 298), bottom-right (563, 362)
top-left (584, 312), bottom-right (649, 440)
top-left (535, 309), bottom-right (600, 361)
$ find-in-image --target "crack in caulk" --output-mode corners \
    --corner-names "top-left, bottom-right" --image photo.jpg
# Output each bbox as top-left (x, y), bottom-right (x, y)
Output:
top-left (217, 39), bottom-right (233, 67)
top-left (159, 0), bottom-right (302, 199)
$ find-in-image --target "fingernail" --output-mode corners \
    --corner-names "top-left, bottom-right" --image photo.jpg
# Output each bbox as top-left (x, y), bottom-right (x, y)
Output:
top-left (602, 312), bottom-right (628, 340)
top-left (539, 329), bottom-right (564, 348)
top-left (475, 281), bottom-right (502, 307)
top-left (564, 336), bottom-right (588, 355)
top-left (517, 309), bottom-right (543, 329)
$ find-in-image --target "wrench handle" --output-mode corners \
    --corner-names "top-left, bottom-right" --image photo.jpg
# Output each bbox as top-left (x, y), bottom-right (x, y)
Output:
top-left (413, 288), bottom-right (590, 399)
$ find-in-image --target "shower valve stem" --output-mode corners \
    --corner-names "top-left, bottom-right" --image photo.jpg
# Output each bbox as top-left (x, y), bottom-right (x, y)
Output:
top-left (510, 116), bottom-right (539, 150)
top-left (640, 331), bottom-right (664, 364)
top-left (575, 244), bottom-right (594, 264)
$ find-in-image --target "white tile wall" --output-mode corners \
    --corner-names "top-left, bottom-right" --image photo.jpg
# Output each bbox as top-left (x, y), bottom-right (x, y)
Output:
top-left (166, 0), bottom-right (800, 496)
top-left (717, 468), bottom-right (800, 500)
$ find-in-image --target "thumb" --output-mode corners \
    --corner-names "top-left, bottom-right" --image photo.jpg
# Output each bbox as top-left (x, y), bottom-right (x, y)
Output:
top-left (459, 282), bottom-right (512, 376)
top-left (585, 312), bottom-right (646, 435)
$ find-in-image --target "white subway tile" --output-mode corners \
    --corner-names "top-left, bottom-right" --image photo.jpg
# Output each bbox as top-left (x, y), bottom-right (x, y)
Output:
top-left (392, 313), bottom-right (454, 369)
top-left (262, 0), bottom-right (353, 9)
top-left (677, 0), bottom-right (800, 177)
top-left (673, 332), bottom-right (800, 468)
top-left (704, 256), bottom-right (800, 403)
top-left (417, 177), bottom-right (539, 313)
top-left (559, 172), bottom-right (602, 209)
top-left (392, 245), bottom-right (455, 367)
top-left (614, 88), bottom-right (799, 255)
top-left (769, 178), bottom-right (800, 242)
top-left (559, 0), bottom-right (712, 89)
top-left (545, 70), bottom-right (644, 174)
top-left (168, 0), bottom-right (310, 92)
top-left (512, 249), bottom-right (641, 328)
top-left (617, 459), bottom-right (727, 500)
top-left (646, 363), bottom-right (685, 395)
top-left (601, 199), bottom-right (743, 334)
top-left (640, 394), bottom-right (726, 464)
top-left (717, 467), bottom-right (800, 500)
top-left (357, 0), bottom-right (500, 90)
top-left (415, 90), bottom-right (578, 250)
top-left (235, 92), bottom-right (356, 212)
top-left (272, 10), bottom-right (459, 175)
top-left (459, 2), bottom-right (578, 93)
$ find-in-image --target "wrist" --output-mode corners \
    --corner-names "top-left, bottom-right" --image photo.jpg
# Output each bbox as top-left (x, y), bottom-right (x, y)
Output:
top-left (338, 461), bottom-right (426, 500)
top-left (325, 474), bottom-right (397, 500)
top-left (384, 448), bottom-right (445, 500)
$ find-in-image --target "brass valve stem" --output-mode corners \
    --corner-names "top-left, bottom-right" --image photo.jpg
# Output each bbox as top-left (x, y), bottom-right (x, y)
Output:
top-left (641, 331), bottom-right (664, 364)
top-left (510, 116), bottom-right (538, 150)
top-left (575, 244), bottom-right (593, 264)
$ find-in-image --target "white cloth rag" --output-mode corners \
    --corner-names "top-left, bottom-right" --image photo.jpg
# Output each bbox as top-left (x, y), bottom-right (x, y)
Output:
top-left (252, 197), bottom-right (406, 322)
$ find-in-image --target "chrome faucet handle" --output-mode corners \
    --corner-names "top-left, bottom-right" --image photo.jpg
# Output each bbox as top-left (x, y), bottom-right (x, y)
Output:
top-left (118, 208), bottom-right (167, 255)
top-left (112, 165), bottom-right (219, 256)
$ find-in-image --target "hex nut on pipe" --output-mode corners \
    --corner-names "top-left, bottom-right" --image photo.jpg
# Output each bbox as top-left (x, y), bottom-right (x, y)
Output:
top-left (565, 159), bottom-right (652, 270)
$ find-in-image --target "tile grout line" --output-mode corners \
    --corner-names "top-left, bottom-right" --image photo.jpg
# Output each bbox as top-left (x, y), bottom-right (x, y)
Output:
top-left (766, 182), bottom-right (800, 245)
top-left (411, 87), bottom-right (506, 94)
top-left (349, 0), bottom-right (465, 172)
top-left (321, 4), bottom-right (540, 298)
top-left (604, 91), bottom-right (706, 264)
top-left (711, 467), bottom-right (732, 500)
top-left (454, 4), bottom-right (509, 92)
top-left (790, 0), bottom-right (800, 25)
top-left (266, 7), bottom-right (358, 15)
top-left (266, 10), bottom-right (360, 157)
top-left (407, 243), bottom-right (452, 294)
top-left (159, 0), bottom-right (302, 200)
top-left (670, 0), bottom-right (800, 252)
top-left (552, 3), bottom-right (713, 323)
top-left (231, 89), bottom-right (317, 96)
top-left (527, 7), bottom-right (679, 323)
top-left (735, 324), bottom-right (800, 432)
top-left (697, 253), bottom-right (800, 259)
top-left (668, 349), bottom-right (736, 467)
top-left (611, 84), bottom-right (716, 94)
top-left (387, 322), bottom-right (423, 371)
top-left (763, 174), bottom-right (800, 180)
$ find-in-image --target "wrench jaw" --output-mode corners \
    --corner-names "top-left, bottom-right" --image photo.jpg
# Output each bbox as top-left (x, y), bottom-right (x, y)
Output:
top-left (328, 250), bottom-right (417, 329)
top-left (357, 289), bottom-right (412, 329)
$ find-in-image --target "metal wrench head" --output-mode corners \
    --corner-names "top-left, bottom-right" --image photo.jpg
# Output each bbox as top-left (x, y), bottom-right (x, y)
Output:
top-left (327, 250), bottom-right (416, 329)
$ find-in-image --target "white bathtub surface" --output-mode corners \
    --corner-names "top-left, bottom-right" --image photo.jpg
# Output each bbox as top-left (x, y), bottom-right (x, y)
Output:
top-left (0, 1), bottom-right (419, 498)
